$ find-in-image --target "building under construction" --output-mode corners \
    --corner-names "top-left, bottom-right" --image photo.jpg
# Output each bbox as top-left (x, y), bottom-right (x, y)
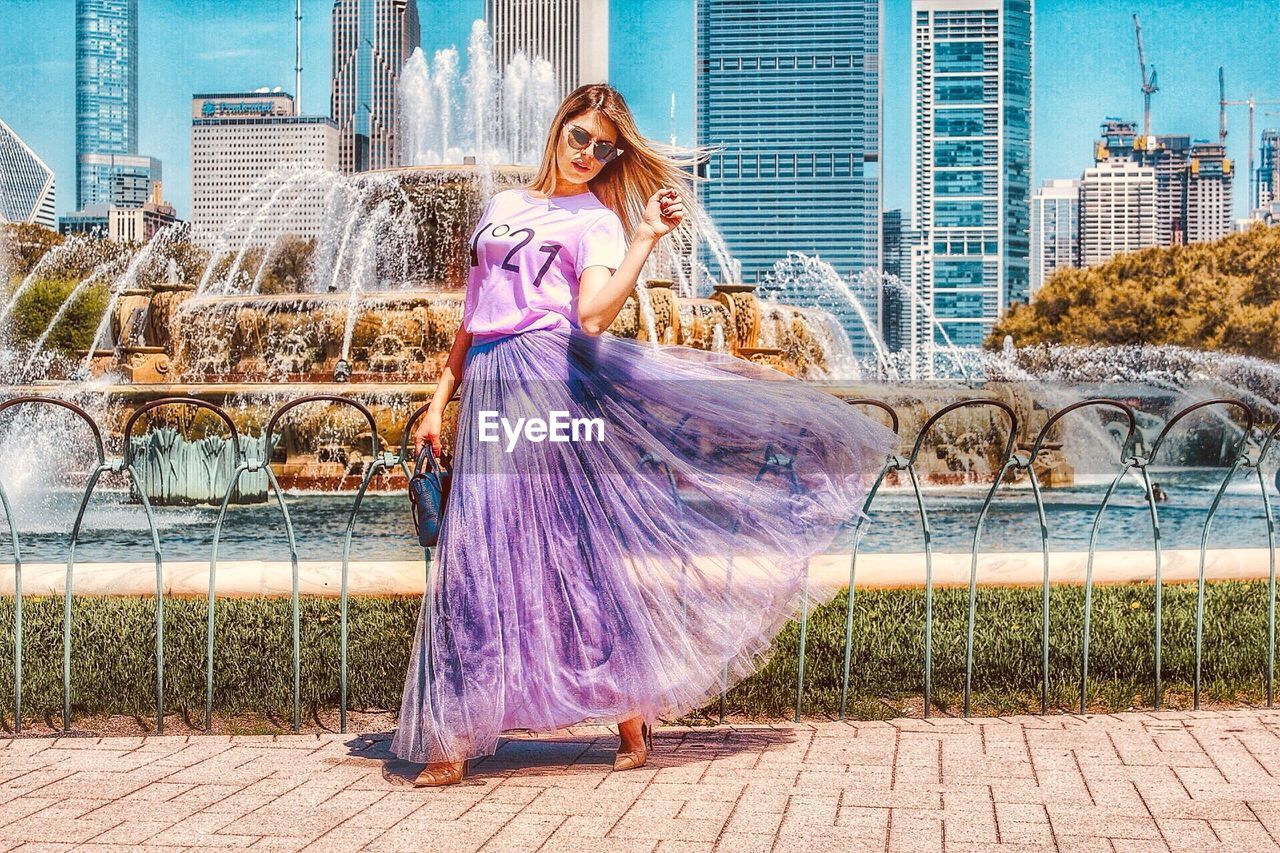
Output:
top-left (1257, 129), bottom-right (1279, 219)
top-left (1091, 118), bottom-right (1234, 248)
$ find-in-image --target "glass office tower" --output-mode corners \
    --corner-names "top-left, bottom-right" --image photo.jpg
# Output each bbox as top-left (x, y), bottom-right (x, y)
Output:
top-left (912, 0), bottom-right (1033, 349)
top-left (75, 0), bottom-right (139, 209)
top-left (331, 0), bottom-right (421, 173)
top-left (695, 0), bottom-right (882, 355)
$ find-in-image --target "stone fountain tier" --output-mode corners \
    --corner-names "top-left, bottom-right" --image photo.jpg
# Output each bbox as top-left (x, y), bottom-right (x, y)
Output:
top-left (58, 266), bottom-right (921, 502)
top-left (70, 163), bottom-right (852, 384)
top-left (168, 289), bottom-right (465, 384)
top-left (95, 278), bottom-right (849, 385)
top-left (338, 165), bottom-right (535, 291)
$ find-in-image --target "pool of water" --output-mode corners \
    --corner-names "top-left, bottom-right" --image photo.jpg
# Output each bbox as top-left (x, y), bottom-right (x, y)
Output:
top-left (2, 467), bottom-right (1276, 564)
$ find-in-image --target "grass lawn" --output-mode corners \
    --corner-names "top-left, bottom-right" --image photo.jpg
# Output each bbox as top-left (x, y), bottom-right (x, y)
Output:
top-left (0, 579), bottom-right (1275, 731)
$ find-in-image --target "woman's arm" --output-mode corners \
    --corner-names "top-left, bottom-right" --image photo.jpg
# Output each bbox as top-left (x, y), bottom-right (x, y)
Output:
top-left (413, 325), bottom-right (473, 453)
top-left (577, 187), bottom-right (687, 336)
top-left (576, 226), bottom-right (660, 335)
top-left (434, 325), bottom-right (473, 406)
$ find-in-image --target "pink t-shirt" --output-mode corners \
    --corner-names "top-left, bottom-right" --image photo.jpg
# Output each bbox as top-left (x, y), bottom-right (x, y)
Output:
top-left (462, 188), bottom-right (629, 340)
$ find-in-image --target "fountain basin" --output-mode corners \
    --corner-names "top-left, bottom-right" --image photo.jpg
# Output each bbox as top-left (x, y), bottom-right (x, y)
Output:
top-left (5, 548), bottom-right (1270, 598)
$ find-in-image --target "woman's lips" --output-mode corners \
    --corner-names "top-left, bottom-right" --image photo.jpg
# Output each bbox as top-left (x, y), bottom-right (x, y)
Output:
top-left (572, 161), bottom-right (590, 173)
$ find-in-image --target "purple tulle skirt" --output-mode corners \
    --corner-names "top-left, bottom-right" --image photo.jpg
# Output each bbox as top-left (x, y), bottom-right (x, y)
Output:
top-left (390, 327), bottom-right (899, 764)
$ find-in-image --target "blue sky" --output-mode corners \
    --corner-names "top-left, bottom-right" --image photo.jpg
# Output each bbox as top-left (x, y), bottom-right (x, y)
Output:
top-left (1, 0), bottom-right (1277, 220)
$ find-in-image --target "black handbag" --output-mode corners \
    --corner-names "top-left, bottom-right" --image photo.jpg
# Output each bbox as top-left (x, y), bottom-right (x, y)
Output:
top-left (408, 445), bottom-right (451, 547)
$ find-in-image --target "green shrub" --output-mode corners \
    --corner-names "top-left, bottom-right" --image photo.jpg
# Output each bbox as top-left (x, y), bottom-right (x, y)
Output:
top-left (5, 276), bottom-right (109, 355)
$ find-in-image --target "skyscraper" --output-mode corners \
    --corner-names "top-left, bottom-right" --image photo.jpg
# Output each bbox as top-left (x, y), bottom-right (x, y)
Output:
top-left (331, 0), bottom-right (422, 173)
top-left (911, 0), bottom-right (1033, 349)
top-left (0, 117), bottom-right (57, 229)
top-left (1031, 179), bottom-right (1079, 293)
top-left (77, 153), bottom-right (161, 209)
top-left (191, 91), bottom-right (339, 244)
top-left (75, 0), bottom-right (139, 209)
top-left (1079, 161), bottom-right (1156, 267)
top-left (1093, 119), bottom-right (1234, 247)
top-left (1258, 129), bottom-right (1279, 218)
top-left (488, 0), bottom-right (609, 104)
top-left (696, 0), bottom-right (882, 353)
top-left (1184, 142), bottom-right (1233, 244)
top-left (882, 209), bottom-right (924, 355)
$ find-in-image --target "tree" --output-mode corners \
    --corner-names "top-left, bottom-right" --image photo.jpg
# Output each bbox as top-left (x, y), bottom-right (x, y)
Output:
top-left (206, 247), bottom-right (266, 293)
top-left (3, 222), bottom-right (65, 279)
top-left (261, 234), bottom-right (315, 294)
top-left (990, 225), bottom-right (1280, 359)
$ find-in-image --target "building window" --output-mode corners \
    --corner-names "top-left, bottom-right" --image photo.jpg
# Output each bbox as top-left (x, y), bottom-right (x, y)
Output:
top-left (933, 170), bottom-right (986, 195)
top-left (935, 41), bottom-right (985, 73)
top-left (933, 200), bottom-right (989, 227)
top-left (934, 78), bottom-right (986, 104)
top-left (934, 109), bottom-right (985, 137)
top-left (933, 289), bottom-right (986, 318)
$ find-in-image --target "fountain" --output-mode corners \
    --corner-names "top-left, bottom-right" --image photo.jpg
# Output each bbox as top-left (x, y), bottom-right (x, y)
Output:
top-left (7, 173), bottom-right (1271, 503)
top-left (397, 21), bottom-right (559, 167)
top-left (0, 22), bottom-right (878, 504)
top-left (5, 20), bottom-right (1280, 743)
top-left (2, 18), bottom-right (1273, 509)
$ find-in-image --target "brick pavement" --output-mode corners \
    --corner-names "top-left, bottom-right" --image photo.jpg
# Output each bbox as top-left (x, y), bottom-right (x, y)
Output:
top-left (2, 710), bottom-right (1280, 852)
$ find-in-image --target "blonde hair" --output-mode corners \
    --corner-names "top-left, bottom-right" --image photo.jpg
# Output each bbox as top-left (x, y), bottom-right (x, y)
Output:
top-left (527, 84), bottom-right (720, 236)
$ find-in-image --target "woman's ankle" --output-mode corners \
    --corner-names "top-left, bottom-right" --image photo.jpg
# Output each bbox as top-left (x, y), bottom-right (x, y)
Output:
top-left (618, 716), bottom-right (645, 749)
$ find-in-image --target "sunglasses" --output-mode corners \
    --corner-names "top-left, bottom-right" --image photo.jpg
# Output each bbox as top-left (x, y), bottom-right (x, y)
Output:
top-left (566, 124), bottom-right (624, 165)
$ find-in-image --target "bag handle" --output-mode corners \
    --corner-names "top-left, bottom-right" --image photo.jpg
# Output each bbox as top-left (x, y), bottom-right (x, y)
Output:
top-left (414, 444), bottom-right (444, 478)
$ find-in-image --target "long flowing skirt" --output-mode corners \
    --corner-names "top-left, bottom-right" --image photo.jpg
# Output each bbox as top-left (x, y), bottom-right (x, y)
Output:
top-left (390, 327), bottom-right (898, 764)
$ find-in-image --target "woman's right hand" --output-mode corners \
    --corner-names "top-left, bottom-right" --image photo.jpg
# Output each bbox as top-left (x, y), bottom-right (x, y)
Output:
top-left (640, 188), bottom-right (686, 239)
top-left (413, 407), bottom-right (444, 456)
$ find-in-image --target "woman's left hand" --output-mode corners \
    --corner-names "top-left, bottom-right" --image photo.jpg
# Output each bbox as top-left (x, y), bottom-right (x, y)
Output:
top-left (641, 188), bottom-right (686, 239)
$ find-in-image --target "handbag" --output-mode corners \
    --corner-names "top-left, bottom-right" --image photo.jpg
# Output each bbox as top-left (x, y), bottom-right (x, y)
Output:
top-left (408, 445), bottom-right (451, 547)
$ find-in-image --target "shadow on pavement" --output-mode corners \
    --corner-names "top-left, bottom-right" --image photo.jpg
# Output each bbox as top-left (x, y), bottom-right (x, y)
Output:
top-left (346, 726), bottom-right (799, 787)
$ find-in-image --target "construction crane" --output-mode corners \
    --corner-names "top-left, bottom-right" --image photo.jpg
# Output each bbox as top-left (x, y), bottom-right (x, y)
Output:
top-left (1219, 67), bottom-right (1280, 211)
top-left (1133, 14), bottom-right (1158, 137)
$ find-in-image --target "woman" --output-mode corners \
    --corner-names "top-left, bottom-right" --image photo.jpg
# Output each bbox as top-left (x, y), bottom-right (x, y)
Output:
top-left (394, 83), bottom-right (898, 786)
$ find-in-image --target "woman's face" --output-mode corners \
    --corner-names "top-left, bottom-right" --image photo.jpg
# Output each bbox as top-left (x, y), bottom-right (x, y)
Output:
top-left (554, 109), bottom-right (620, 190)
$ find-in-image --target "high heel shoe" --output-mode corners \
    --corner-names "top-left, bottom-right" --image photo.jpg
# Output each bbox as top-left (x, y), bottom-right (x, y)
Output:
top-left (412, 759), bottom-right (467, 787)
top-left (613, 721), bottom-right (653, 771)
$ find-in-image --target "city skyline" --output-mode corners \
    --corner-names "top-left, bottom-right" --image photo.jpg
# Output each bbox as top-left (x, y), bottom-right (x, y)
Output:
top-left (0, 0), bottom-right (1277, 221)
